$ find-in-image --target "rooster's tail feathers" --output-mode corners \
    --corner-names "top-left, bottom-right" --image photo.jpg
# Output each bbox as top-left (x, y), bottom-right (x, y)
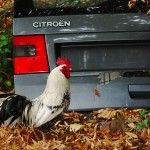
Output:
top-left (0, 95), bottom-right (30, 125)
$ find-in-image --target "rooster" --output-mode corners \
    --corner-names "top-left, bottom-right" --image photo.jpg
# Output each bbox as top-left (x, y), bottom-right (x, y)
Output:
top-left (0, 57), bottom-right (72, 129)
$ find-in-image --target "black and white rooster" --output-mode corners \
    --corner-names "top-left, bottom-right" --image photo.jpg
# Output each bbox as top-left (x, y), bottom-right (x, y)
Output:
top-left (0, 57), bottom-right (72, 129)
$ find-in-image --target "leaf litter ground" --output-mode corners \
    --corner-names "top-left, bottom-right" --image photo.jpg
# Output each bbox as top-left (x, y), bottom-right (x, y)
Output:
top-left (0, 108), bottom-right (150, 150)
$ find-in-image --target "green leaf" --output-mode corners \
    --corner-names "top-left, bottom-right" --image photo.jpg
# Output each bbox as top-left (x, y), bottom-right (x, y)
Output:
top-left (0, 43), bottom-right (3, 48)
top-left (136, 124), bottom-right (142, 130)
top-left (0, 8), bottom-right (4, 12)
top-left (4, 80), bottom-right (12, 87)
top-left (2, 40), bottom-right (8, 46)
top-left (0, 35), bottom-right (7, 41)
top-left (136, 119), bottom-right (149, 130)
top-left (139, 109), bottom-right (148, 118)
top-left (142, 119), bottom-right (148, 126)
top-left (4, 48), bottom-right (10, 53)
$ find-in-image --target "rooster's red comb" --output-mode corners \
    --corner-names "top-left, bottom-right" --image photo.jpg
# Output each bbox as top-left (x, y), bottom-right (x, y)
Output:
top-left (56, 57), bottom-right (72, 68)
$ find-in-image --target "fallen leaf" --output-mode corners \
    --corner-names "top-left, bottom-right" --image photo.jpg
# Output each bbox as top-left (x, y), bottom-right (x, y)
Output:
top-left (125, 132), bottom-right (138, 139)
top-left (69, 123), bottom-right (85, 132)
top-left (93, 108), bottom-right (119, 120)
top-left (127, 123), bottom-right (136, 129)
top-left (93, 88), bottom-right (100, 96)
top-left (147, 9), bottom-right (150, 14)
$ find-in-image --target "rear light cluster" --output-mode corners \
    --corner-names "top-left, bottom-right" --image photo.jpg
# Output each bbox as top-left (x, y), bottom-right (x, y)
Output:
top-left (13, 35), bottom-right (50, 74)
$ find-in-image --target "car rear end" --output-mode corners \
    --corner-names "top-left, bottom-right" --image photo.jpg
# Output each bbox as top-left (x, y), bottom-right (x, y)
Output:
top-left (13, 0), bottom-right (150, 110)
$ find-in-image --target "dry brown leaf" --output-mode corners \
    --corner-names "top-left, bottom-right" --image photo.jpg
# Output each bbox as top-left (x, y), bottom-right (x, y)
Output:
top-left (51, 141), bottom-right (66, 150)
top-left (125, 132), bottom-right (138, 139)
top-left (128, 0), bottom-right (136, 8)
top-left (127, 122), bottom-right (136, 129)
top-left (93, 88), bottom-right (100, 97)
top-left (93, 108), bottom-right (120, 120)
top-left (147, 9), bottom-right (150, 14)
top-left (69, 123), bottom-right (85, 132)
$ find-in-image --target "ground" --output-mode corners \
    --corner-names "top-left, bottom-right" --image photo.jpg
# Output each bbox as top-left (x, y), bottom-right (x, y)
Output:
top-left (0, 108), bottom-right (150, 149)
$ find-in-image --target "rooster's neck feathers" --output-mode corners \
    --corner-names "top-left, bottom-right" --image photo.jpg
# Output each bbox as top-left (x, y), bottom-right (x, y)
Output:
top-left (40, 65), bottom-right (70, 106)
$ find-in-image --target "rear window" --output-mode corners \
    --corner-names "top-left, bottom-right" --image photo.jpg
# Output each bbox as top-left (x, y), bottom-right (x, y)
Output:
top-left (14, 0), bottom-right (140, 18)
top-left (33, 0), bottom-right (128, 9)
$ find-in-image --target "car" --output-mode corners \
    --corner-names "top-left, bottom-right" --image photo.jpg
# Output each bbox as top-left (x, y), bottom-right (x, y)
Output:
top-left (13, 0), bottom-right (150, 110)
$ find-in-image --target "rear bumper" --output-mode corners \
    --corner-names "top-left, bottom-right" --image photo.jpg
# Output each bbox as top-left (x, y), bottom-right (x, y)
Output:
top-left (14, 73), bottom-right (150, 110)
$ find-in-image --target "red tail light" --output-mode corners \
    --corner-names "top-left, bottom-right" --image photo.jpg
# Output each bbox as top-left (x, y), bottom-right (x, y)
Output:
top-left (13, 35), bottom-right (49, 74)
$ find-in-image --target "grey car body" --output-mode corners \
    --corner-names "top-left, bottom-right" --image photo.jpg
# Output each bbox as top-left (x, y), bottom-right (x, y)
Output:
top-left (13, 0), bottom-right (150, 110)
